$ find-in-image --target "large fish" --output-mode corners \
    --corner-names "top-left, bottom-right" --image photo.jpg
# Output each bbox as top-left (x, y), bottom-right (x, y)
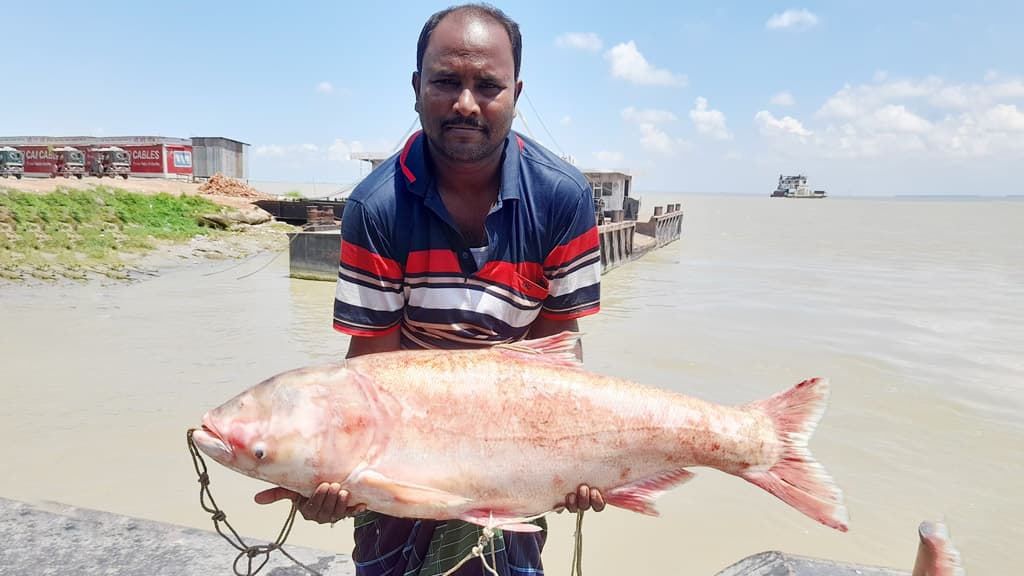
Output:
top-left (191, 332), bottom-right (848, 532)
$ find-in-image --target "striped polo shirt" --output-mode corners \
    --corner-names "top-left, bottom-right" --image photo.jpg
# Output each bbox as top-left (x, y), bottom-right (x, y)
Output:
top-left (333, 130), bottom-right (600, 348)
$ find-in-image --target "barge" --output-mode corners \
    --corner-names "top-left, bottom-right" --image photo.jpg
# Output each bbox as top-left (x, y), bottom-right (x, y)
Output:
top-left (771, 174), bottom-right (827, 198)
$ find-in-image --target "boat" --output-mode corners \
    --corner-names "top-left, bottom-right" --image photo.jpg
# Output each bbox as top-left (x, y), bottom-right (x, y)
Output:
top-left (771, 174), bottom-right (826, 198)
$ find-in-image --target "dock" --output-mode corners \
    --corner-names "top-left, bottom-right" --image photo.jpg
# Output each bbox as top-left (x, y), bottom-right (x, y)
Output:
top-left (285, 202), bottom-right (684, 281)
top-left (597, 203), bottom-right (684, 274)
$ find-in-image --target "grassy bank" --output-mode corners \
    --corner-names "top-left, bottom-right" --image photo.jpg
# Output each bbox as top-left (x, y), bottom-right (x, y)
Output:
top-left (0, 186), bottom-right (266, 281)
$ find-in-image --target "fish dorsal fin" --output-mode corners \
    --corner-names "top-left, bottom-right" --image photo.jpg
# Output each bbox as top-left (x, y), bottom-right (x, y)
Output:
top-left (493, 331), bottom-right (584, 368)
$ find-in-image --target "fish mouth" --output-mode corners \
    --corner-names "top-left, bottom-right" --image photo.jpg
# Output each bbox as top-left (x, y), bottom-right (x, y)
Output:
top-left (191, 416), bottom-right (233, 462)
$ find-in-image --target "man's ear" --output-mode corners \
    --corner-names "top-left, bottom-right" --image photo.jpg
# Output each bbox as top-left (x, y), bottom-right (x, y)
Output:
top-left (514, 79), bottom-right (523, 106)
top-left (412, 71), bottom-right (421, 102)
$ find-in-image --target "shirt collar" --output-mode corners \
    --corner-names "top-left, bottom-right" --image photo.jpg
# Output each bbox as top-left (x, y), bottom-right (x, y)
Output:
top-left (398, 130), bottom-right (525, 202)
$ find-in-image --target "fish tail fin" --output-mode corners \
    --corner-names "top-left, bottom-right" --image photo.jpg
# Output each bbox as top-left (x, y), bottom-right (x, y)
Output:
top-left (742, 377), bottom-right (849, 532)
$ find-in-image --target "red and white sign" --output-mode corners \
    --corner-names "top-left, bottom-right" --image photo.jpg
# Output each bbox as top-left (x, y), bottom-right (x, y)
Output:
top-left (17, 143), bottom-right (194, 178)
top-left (19, 146), bottom-right (59, 174)
top-left (126, 145), bottom-right (164, 173)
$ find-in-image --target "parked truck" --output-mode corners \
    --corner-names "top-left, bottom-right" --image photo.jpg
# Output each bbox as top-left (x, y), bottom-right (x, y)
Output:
top-left (0, 146), bottom-right (24, 179)
top-left (88, 146), bottom-right (131, 179)
top-left (51, 146), bottom-right (86, 179)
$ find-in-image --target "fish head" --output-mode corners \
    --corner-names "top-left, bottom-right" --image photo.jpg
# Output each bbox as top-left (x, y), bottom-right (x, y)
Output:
top-left (192, 364), bottom-right (369, 494)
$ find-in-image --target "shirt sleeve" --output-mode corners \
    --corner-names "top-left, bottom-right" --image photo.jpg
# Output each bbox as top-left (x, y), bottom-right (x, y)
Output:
top-left (333, 199), bottom-right (406, 336)
top-left (540, 184), bottom-right (601, 320)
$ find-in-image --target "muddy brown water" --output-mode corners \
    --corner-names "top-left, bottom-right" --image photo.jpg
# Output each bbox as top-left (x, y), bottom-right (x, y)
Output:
top-left (2, 194), bottom-right (1019, 574)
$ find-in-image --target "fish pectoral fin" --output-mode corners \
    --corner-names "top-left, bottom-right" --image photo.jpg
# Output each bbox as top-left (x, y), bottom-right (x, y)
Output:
top-left (603, 468), bottom-right (696, 516)
top-left (358, 471), bottom-right (472, 507)
top-left (494, 331), bottom-right (584, 368)
top-left (459, 510), bottom-right (543, 533)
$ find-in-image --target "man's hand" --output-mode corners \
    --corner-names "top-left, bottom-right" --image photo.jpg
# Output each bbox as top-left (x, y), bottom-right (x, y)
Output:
top-left (564, 484), bottom-right (606, 513)
top-left (255, 483), bottom-right (366, 524)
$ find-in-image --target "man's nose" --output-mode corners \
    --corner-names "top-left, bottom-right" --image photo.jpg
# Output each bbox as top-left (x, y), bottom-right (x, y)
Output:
top-left (453, 88), bottom-right (481, 116)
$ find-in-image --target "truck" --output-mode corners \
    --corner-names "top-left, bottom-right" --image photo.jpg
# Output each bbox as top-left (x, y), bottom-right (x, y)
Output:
top-left (88, 146), bottom-right (131, 179)
top-left (51, 146), bottom-right (86, 179)
top-left (0, 146), bottom-right (24, 179)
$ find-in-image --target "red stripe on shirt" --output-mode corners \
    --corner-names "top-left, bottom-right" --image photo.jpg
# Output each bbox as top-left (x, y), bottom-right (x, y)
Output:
top-left (405, 249), bottom-right (462, 275)
top-left (543, 227), bottom-right (599, 269)
top-left (341, 241), bottom-right (403, 279)
top-left (475, 261), bottom-right (549, 300)
top-left (333, 321), bottom-right (401, 338)
top-left (399, 130), bottom-right (422, 184)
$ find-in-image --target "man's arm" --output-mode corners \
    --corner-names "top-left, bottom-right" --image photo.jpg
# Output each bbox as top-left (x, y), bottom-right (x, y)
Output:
top-left (528, 316), bottom-right (583, 361)
top-left (346, 331), bottom-right (402, 359)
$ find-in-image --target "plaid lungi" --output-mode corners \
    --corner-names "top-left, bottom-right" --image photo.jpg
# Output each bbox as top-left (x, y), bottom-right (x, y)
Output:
top-left (352, 511), bottom-right (548, 576)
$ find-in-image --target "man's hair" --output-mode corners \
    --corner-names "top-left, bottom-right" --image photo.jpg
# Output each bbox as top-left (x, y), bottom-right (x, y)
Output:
top-left (416, 3), bottom-right (522, 79)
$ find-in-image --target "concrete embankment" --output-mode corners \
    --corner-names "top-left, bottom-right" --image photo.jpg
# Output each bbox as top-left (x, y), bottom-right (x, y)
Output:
top-left (285, 203), bottom-right (686, 281)
top-left (1, 496), bottom-right (913, 576)
top-left (597, 203), bottom-right (684, 274)
top-left (0, 497), bottom-right (353, 576)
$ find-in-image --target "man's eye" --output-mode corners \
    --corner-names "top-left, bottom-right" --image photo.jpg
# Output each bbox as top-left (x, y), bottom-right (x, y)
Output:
top-left (434, 78), bottom-right (459, 87)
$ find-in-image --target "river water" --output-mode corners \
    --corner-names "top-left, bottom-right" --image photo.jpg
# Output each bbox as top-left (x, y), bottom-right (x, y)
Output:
top-left (1, 194), bottom-right (1020, 574)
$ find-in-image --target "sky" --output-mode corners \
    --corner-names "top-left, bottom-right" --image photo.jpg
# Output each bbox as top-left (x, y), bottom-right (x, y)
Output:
top-left (2, 1), bottom-right (1022, 196)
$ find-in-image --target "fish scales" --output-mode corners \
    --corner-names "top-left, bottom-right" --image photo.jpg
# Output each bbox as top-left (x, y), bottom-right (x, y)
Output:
top-left (192, 331), bottom-right (849, 533)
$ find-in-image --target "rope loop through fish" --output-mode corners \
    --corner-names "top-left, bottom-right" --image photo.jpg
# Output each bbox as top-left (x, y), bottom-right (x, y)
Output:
top-left (187, 428), bottom-right (322, 576)
top-left (439, 511), bottom-right (586, 576)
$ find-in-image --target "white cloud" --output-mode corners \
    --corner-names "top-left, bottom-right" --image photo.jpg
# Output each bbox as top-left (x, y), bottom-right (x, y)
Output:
top-left (255, 145), bottom-right (286, 157)
top-left (870, 105), bottom-right (931, 133)
top-left (255, 143), bottom-right (322, 158)
top-left (604, 41), bottom-right (687, 87)
top-left (621, 107), bottom-right (677, 124)
top-left (328, 139), bottom-right (365, 163)
top-left (638, 124), bottom-right (676, 155)
top-left (555, 32), bottom-right (602, 52)
top-left (689, 97), bottom-right (732, 140)
top-left (594, 150), bottom-right (624, 164)
top-left (316, 81), bottom-right (334, 93)
top-left (755, 110), bottom-right (813, 138)
top-left (559, 115), bottom-right (572, 127)
top-left (771, 91), bottom-right (795, 107)
top-left (766, 9), bottom-right (819, 30)
top-left (759, 74), bottom-right (1024, 159)
top-left (981, 104), bottom-right (1024, 131)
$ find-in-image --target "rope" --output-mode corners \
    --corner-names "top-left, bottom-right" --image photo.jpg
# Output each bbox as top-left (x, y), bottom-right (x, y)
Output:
top-left (188, 428), bottom-right (588, 576)
top-left (438, 510), bottom-right (587, 576)
top-left (186, 428), bottom-right (322, 576)
top-left (571, 509), bottom-right (585, 576)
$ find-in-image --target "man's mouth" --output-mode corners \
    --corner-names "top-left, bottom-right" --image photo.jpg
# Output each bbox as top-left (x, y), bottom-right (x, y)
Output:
top-left (442, 119), bottom-right (485, 132)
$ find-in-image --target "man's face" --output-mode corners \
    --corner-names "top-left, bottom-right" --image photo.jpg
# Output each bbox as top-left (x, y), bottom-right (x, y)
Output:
top-left (413, 13), bottom-right (522, 165)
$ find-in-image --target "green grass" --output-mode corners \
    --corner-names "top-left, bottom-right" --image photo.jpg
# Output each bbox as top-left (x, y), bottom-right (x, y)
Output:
top-left (0, 186), bottom-right (230, 276)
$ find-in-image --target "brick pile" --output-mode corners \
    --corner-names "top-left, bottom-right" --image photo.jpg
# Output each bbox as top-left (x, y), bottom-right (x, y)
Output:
top-left (197, 174), bottom-right (265, 198)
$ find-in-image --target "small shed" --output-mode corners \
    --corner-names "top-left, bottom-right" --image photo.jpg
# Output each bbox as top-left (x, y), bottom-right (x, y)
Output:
top-left (584, 170), bottom-right (636, 220)
top-left (192, 137), bottom-right (249, 180)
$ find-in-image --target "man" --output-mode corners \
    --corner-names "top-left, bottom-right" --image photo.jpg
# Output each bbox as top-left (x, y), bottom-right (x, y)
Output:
top-left (256, 4), bottom-right (604, 574)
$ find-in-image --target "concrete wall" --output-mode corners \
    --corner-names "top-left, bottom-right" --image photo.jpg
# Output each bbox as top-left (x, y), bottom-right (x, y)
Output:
top-left (635, 203), bottom-right (684, 247)
top-left (288, 230), bottom-right (341, 281)
top-left (0, 497), bottom-right (354, 575)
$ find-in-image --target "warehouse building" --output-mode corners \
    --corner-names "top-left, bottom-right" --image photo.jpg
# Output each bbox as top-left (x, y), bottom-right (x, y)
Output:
top-left (0, 135), bottom-right (249, 180)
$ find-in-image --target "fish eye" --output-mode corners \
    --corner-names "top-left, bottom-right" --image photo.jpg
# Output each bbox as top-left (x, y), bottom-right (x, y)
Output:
top-left (253, 442), bottom-right (267, 460)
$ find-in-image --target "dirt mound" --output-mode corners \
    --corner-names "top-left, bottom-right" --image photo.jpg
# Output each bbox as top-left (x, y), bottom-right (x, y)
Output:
top-left (198, 174), bottom-right (265, 198)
